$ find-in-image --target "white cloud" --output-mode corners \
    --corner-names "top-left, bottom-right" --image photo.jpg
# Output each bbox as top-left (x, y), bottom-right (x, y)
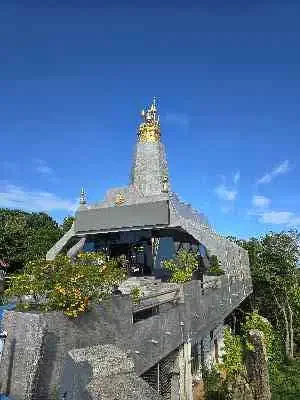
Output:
top-left (249, 208), bottom-right (300, 227)
top-left (258, 211), bottom-right (300, 226)
top-left (252, 195), bottom-right (271, 208)
top-left (257, 160), bottom-right (290, 184)
top-left (34, 159), bottom-right (54, 176)
top-left (233, 171), bottom-right (240, 184)
top-left (0, 184), bottom-right (77, 212)
top-left (215, 184), bottom-right (237, 201)
top-left (165, 112), bottom-right (190, 128)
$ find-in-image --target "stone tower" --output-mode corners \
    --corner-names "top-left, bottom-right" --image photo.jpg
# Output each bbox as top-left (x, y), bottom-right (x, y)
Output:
top-left (130, 98), bottom-right (170, 196)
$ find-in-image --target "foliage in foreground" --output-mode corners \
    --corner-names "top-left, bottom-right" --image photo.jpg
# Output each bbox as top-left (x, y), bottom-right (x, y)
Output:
top-left (204, 312), bottom-right (284, 399)
top-left (5, 252), bottom-right (127, 318)
top-left (162, 249), bottom-right (198, 283)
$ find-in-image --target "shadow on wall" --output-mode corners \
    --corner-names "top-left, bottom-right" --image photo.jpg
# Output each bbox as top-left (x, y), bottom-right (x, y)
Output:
top-left (33, 332), bottom-right (59, 399)
top-left (2, 338), bottom-right (16, 396)
top-left (60, 357), bottom-right (93, 400)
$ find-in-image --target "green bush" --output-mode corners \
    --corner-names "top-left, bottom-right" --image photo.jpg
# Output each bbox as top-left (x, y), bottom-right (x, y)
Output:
top-left (270, 359), bottom-right (300, 400)
top-left (130, 287), bottom-right (143, 304)
top-left (5, 252), bottom-right (127, 318)
top-left (202, 365), bottom-right (228, 400)
top-left (206, 255), bottom-right (225, 276)
top-left (162, 249), bottom-right (198, 283)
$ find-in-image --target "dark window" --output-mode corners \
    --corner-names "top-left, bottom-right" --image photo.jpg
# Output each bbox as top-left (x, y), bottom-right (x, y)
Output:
top-left (133, 305), bottom-right (159, 323)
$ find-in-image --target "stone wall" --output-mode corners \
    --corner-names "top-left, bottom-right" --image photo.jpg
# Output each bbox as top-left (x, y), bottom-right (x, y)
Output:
top-left (0, 275), bottom-right (251, 398)
top-left (61, 344), bottom-right (162, 400)
top-left (0, 296), bottom-right (132, 399)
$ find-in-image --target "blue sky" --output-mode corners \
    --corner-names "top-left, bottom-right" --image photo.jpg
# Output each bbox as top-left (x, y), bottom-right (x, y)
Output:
top-left (1, 2), bottom-right (300, 239)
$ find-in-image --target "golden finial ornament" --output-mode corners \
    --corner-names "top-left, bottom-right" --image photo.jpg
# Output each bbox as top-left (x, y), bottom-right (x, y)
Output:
top-left (79, 187), bottom-right (87, 205)
top-left (114, 191), bottom-right (125, 206)
top-left (138, 97), bottom-right (161, 143)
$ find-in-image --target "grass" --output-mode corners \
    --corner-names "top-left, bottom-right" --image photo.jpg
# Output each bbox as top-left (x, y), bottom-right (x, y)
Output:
top-left (270, 358), bottom-right (300, 399)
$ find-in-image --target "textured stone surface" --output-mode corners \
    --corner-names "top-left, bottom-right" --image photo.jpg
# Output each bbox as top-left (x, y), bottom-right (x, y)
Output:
top-left (46, 223), bottom-right (76, 260)
top-left (61, 344), bottom-right (161, 400)
top-left (0, 312), bottom-right (46, 400)
top-left (245, 330), bottom-right (271, 400)
top-left (131, 142), bottom-right (169, 196)
top-left (0, 297), bottom-right (132, 399)
top-left (67, 237), bottom-right (87, 259)
top-left (0, 276), bottom-right (251, 398)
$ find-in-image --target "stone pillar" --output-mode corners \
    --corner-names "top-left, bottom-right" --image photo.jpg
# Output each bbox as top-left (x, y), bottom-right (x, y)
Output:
top-left (178, 346), bottom-right (185, 400)
top-left (170, 350), bottom-right (181, 400)
top-left (202, 334), bottom-right (213, 370)
top-left (0, 312), bottom-right (46, 400)
top-left (195, 342), bottom-right (203, 378)
top-left (200, 324), bottom-right (225, 370)
top-left (183, 340), bottom-right (193, 400)
top-left (212, 325), bottom-right (225, 364)
top-left (171, 343), bottom-right (193, 400)
top-left (245, 330), bottom-right (271, 400)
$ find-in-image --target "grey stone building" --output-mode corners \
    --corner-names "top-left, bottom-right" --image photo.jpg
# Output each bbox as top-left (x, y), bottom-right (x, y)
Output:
top-left (0, 99), bottom-right (252, 400)
top-left (46, 98), bottom-right (250, 284)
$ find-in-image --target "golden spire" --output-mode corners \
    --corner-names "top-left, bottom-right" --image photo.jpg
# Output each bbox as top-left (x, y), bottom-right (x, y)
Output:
top-left (138, 97), bottom-right (161, 143)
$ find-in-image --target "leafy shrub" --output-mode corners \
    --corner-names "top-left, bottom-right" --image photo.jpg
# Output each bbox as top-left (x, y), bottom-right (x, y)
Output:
top-left (206, 255), bottom-right (225, 276)
top-left (130, 287), bottom-right (143, 304)
top-left (219, 327), bottom-right (246, 382)
top-left (162, 249), bottom-right (198, 283)
top-left (202, 365), bottom-right (228, 400)
top-left (270, 359), bottom-right (300, 400)
top-left (241, 311), bottom-right (284, 374)
top-left (5, 252), bottom-right (127, 318)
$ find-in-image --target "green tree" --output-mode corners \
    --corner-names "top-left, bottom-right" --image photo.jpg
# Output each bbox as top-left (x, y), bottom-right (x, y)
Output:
top-left (0, 210), bottom-right (27, 270)
top-left (228, 231), bottom-right (300, 359)
top-left (25, 212), bottom-right (62, 263)
top-left (61, 215), bottom-right (75, 234)
top-left (0, 209), bottom-right (62, 271)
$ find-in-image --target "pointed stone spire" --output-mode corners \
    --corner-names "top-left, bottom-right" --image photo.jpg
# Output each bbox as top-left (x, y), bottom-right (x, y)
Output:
top-left (79, 187), bottom-right (87, 205)
top-left (131, 98), bottom-right (170, 196)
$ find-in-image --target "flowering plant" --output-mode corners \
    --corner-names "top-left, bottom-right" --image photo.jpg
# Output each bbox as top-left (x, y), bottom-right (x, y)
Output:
top-left (5, 252), bottom-right (127, 318)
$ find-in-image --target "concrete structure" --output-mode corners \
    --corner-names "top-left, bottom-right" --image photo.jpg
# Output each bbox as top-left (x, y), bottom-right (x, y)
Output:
top-left (46, 98), bottom-right (251, 287)
top-left (0, 99), bottom-right (252, 399)
top-left (0, 275), bottom-right (251, 399)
